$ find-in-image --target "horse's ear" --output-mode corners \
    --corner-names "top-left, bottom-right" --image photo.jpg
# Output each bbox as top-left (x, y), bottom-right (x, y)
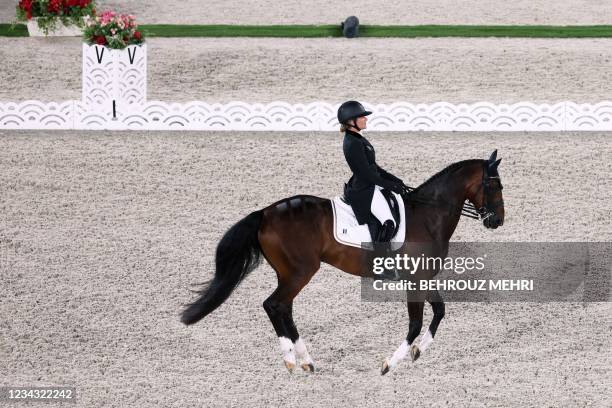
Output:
top-left (490, 158), bottom-right (502, 170)
top-left (488, 149), bottom-right (498, 163)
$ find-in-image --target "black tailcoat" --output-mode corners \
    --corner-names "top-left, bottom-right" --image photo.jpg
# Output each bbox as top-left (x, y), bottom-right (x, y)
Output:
top-left (342, 130), bottom-right (402, 224)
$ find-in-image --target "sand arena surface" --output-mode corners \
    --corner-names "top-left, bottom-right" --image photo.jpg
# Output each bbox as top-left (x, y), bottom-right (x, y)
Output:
top-left (3, 1), bottom-right (612, 24)
top-left (1, 5), bottom-right (611, 405)
top-left (0, 130), bottom-right (610, 407)
top-left (2, 37), bottom-right (612, 103)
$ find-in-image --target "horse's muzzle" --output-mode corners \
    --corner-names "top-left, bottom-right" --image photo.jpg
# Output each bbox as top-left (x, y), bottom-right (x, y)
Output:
top-left (483, 214), bottom-right (503, 229)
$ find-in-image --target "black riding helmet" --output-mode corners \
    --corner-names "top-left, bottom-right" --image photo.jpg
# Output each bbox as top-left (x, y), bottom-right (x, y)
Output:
top-left (337, 100), bottom-right (372, 130)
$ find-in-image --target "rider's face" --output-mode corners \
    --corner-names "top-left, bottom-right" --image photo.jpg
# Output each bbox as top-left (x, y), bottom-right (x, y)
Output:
top-left (355, 115), bottom-right (367, 130)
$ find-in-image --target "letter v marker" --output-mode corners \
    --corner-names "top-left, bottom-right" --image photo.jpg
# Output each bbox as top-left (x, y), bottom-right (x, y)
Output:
top-left (128, 47), bottom-right (137, 64)
top-left (95, 46), bottom-right (104, 64)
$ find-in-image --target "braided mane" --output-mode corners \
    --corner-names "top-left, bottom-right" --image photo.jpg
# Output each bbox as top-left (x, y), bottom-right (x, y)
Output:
top-left (412, 159), bottom-right (484, 193)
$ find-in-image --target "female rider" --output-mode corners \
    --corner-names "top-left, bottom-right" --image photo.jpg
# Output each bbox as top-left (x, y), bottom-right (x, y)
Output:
top-left (338, 100), bottom-right (409, 243)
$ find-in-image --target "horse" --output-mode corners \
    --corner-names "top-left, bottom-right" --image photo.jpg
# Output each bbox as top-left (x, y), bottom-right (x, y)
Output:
top-left (181, 150), bottom-right (505, 375)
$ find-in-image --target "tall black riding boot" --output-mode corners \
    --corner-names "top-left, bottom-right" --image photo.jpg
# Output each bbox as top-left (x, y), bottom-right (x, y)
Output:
top-left (367, 219), bottom-right (382, 244)
top-left (368, 219), bottom-right (399, 280)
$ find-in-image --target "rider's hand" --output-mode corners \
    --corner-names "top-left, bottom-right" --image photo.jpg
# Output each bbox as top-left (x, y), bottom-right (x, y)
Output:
top-left (400, 183), bottom-right (412, 196)
top-left (389, 183), bottom-right (404, 195)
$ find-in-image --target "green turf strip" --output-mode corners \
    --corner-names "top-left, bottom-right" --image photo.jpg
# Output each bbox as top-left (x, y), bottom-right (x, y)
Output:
top-left (139, 24), bottom-right (342, 38)
top-left (139, 24), bottom-right (612, 38)
top-left (361, 25), bottom-right (612, 38)
top-left (4, 24), bottom-right (612, 38)
top-left (0, 23), bottom-right (28, 37)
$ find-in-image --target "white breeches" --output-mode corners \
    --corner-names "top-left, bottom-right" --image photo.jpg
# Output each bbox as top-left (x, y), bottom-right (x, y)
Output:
top-left (370, 185), bottom-right (394, 225)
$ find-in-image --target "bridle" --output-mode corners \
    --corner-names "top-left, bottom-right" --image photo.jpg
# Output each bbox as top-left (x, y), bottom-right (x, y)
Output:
top-left (473, 162), bottom-right (504, 221)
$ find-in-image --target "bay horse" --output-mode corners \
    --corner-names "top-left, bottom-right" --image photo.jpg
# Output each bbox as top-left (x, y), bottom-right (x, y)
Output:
top-left (181, 150), bottom-right (505, 375)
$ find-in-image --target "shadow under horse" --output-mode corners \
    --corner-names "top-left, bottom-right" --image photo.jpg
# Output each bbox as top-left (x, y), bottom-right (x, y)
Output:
top-left (181, 150), bottom-right (505, 374)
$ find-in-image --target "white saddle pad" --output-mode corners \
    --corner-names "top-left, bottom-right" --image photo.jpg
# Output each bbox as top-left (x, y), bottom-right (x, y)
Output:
top-left (331, 194), bottom-right (406, 250)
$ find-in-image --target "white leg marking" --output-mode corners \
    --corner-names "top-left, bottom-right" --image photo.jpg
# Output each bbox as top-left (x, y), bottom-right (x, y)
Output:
top-left (388, 340), bottom-right (409, 369)
top-left (419, 330), bottom-right (434, 352)
top-left (294, 337), bottom-right (314, 365)
top-left (279, 336), bottom-right (296, 366)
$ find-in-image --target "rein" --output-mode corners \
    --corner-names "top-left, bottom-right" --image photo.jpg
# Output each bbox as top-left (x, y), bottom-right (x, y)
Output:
top-left (401, 187), bottom-right (482, 219)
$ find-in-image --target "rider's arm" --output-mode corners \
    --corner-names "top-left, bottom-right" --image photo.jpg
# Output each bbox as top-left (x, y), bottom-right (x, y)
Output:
top-left (377, 166), bottom-right (403, 185)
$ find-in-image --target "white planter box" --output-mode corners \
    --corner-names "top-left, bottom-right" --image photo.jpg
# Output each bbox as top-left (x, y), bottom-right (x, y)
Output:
top-left (82, 43), bottom-right (147, 108)
top-left (27, 18), bottom-right (83, 37)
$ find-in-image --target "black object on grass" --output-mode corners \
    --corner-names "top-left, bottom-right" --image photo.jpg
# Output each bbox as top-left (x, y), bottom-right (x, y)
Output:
top-left (342, 16), bottom-right (360, 38)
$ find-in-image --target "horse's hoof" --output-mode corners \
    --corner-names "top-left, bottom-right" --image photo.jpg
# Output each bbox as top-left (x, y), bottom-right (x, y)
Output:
top-left (410, 345), bottom-right (421, 362)
top-left (381, 359), bottom-right (390, 376)
top-left (301, 363), bottom-right (315, 372)
top-left (284, 361), bottom-right (296, 372)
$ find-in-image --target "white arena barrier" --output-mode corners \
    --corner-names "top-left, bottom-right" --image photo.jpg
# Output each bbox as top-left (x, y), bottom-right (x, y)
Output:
top-left (1, 43), bottom-right (612, 131)
top-left (2, 100), bottom-right (612, 131)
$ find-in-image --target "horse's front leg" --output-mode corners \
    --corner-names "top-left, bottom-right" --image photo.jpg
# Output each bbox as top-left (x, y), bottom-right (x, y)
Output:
top-left (381, 301), bottom-right (423, 375)
top-left (413, 290), bottom-right (446, 360)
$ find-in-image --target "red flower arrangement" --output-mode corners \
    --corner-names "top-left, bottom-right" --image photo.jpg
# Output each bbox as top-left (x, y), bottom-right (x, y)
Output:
top-left (16, 0), bottom-right (97, 35)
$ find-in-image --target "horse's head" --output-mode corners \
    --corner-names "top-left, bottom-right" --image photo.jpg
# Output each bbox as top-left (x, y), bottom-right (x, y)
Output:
top-left (470, 150), bottom-right (505, 229)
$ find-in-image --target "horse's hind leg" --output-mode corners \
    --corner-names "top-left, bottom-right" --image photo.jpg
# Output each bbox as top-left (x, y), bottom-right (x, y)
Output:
top-left (263, 288), bottom-right (299, 371)
top-left (261, 252), bottom-right (319, 373)
top-left (263, 281), bottom-right (317, 372)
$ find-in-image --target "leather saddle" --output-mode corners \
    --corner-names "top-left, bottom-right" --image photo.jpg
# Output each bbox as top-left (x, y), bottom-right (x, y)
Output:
top-left (342, 183), bottom-right (402, 240)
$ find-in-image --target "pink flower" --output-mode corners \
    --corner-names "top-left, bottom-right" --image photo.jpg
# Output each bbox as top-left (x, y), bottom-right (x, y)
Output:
top-left (99, 10), bottom-right (116, 25)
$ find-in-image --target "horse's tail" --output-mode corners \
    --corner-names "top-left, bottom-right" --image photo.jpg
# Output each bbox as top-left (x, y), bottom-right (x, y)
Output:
top-left (181, 210), bottom-right (264, 325)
